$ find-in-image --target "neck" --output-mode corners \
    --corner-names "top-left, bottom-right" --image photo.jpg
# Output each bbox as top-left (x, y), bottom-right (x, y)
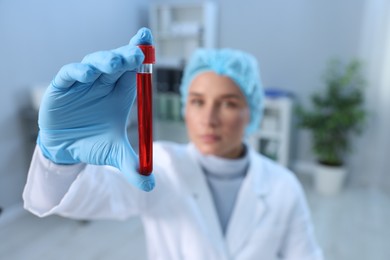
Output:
top-left (189, 143), bottom-right (250, 178)
top-left (222, 144), bottom-right (246, 159)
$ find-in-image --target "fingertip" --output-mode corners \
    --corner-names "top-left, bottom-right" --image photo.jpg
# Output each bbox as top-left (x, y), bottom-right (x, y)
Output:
top-left (99, 54), bottom-right (125, 74)
top-left (113, 45), bottom-right (145, 70)
top-left (140, 177), bottom-right (155, 192)
top-left (82, 51), bottom-right (126, 74)
top-left (119, 163), bottom-right (156, 192)
top-left (79, 65), bottom-right (99, 83)
top-left (129, 27), bottom-right (154, 46)
top-left (117, 144), bottom-right (155, 192)
top-left (52, 63), bottom-right (99, 89)
top-left (132, 172), bottom-right (155, 192)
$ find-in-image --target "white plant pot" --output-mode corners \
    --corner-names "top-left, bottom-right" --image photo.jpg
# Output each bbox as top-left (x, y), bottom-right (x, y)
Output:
top-left (314, 163), bottom-right (347, 195)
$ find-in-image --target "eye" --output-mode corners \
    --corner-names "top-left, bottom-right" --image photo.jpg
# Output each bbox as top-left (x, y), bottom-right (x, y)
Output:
top-left (189, 98), bottom-right (204, 106)
top-left (221, 100), bottom-right (239, 108)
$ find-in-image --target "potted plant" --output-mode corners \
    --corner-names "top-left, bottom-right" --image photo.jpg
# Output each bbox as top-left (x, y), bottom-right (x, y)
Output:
top-left (296, 59), bottom-right (366, 195)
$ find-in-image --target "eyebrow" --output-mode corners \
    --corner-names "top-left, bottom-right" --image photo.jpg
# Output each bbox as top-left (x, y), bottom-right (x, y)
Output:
top-left (189, 92), bottom-right (242, 99)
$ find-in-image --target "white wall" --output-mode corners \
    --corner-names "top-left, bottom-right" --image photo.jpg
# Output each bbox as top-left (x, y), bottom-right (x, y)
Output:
top-left (0, 0), bottom-right (148, 209)
top-left (350, 0), bottom-right (390, 189)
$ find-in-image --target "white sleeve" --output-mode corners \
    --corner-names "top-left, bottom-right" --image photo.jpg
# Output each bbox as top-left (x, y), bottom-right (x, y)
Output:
top-left (23, 146), bottom-right (143, 220)
top-left (279, 176), bottom-right (324, 260)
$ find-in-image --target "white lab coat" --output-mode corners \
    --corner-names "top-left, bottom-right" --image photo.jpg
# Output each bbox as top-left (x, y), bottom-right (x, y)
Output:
top-left (23, 141), bottom-right (323, 260)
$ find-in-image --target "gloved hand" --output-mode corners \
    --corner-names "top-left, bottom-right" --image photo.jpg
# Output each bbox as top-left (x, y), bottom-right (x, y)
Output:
top-left (38, 27), bottom-right (155, 192)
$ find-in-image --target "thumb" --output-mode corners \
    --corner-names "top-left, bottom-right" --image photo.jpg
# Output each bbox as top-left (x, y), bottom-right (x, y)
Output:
top-left (116, 142), bottom-right (155, 192)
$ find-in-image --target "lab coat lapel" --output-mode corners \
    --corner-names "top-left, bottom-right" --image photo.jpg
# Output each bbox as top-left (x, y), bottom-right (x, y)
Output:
top-left (225, 148), bottom-right (269, 256)
top-left (181, 144), bottom-right (228, 256)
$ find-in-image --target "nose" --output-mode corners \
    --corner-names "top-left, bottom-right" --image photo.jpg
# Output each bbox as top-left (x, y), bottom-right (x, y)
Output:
top-left (201, 104), bottom-right (220, 127)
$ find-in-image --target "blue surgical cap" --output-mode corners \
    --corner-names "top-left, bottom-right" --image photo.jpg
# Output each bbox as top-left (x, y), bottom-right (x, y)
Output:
top-left (180, 48), bottom-right (264, 135)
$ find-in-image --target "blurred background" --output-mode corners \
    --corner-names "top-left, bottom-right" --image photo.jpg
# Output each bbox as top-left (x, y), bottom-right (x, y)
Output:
top-left (0, 0), bottom-right (389, 259)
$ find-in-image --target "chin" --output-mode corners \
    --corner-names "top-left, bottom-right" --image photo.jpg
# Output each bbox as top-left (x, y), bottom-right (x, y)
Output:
top-left (195, 139), bottom-right (244, 159)
top-left (196, 143), bottom-right (222, 156)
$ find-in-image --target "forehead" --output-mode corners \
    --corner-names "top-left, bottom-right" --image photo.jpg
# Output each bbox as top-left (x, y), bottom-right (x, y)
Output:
top-left (189, 71), bottom-right (244, 97)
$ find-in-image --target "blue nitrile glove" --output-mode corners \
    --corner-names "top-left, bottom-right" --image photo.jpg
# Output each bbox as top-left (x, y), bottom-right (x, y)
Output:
top-left (37, 28), bottom-right (155, 192)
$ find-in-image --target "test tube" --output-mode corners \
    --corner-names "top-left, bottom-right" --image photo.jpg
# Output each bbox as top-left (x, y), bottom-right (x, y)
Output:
top-left (137, 45), bottom-right (155, 176)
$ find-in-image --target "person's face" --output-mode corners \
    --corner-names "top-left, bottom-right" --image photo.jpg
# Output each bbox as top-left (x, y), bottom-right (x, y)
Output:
top-left (185, 72), bottom-right (250, 159)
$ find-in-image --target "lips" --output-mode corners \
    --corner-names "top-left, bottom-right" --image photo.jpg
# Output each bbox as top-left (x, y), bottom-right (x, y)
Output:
top-left (200, 134), bottom-right (221, 143)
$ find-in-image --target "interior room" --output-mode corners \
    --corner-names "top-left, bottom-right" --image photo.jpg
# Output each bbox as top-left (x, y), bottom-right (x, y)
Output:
top-left (1, 0), bottom-right (389, 259)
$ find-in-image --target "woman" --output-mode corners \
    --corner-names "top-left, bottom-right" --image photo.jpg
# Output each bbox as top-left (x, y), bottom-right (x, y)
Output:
top-left (23, 28), bottom-right (323, 260)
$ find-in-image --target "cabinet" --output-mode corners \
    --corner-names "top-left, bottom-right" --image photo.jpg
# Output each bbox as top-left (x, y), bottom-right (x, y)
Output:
top-left (150, 2), bottom-right (217, 68)
top-left (249, 95), bottom-right (293, 167)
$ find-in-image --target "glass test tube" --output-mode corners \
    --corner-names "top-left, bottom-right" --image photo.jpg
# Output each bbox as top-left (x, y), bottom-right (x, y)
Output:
top-left (137, 45), bottom-right (155, 176)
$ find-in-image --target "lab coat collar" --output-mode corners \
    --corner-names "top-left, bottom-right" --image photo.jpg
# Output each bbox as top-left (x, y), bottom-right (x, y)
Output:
top-left (185, 143), bottom-right (229, 259)
top-left (225, 145), bottom-right (271, 257)
top-left (184, 143), bottom-right (271, 258)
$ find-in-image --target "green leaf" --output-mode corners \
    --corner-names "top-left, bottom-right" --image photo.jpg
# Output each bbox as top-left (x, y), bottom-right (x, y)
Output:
top-left (295, 58), bottom-right (367, 165)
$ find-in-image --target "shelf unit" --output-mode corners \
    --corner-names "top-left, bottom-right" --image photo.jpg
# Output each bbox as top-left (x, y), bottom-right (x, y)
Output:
top-left (248, 96), bottom-right (293, 167)
top-left (150, 2), bottom-right (217, 68)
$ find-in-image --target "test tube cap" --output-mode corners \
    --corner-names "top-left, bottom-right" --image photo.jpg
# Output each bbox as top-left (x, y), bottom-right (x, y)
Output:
top-left (138, 45), bottom-right (155, 64)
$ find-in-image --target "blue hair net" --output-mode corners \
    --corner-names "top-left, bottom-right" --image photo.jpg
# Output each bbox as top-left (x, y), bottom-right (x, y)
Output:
top-left (180, 48), bottom-right (264, 135)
